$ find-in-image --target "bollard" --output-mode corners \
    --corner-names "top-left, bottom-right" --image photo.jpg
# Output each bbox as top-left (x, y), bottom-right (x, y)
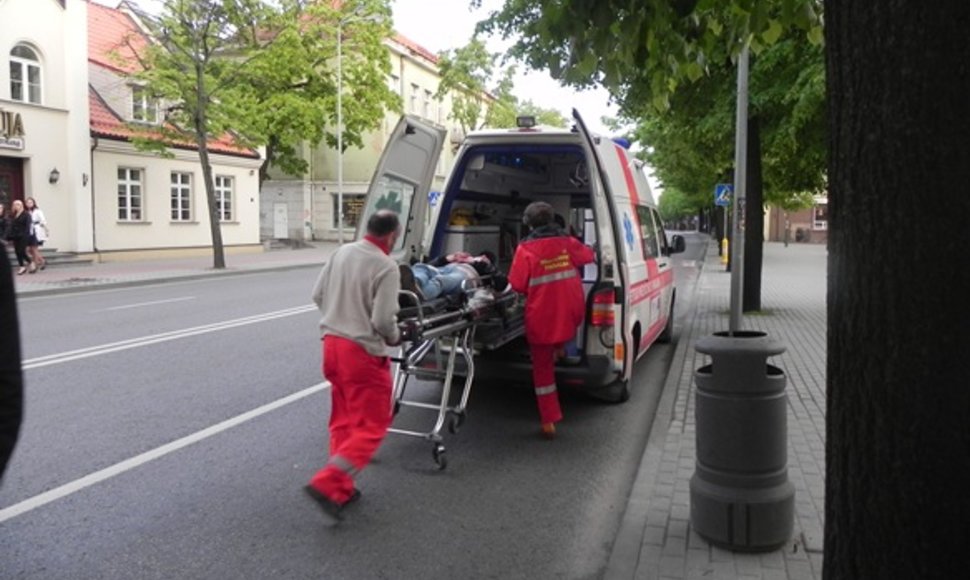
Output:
top-left (689, 330), bottom-right (794, 552)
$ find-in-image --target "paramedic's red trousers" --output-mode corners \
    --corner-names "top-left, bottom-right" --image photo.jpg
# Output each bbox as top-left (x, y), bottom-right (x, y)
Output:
top-left (309, 335), bottom-right (392, 504)
top-left (529, 343), bottom-right (563, 425)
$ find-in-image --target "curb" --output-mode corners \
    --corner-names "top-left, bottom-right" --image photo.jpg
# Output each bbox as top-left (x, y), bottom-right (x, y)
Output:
top-left (13, 261), bottom-right (323, 298)
top-left (603, 239), bottom-right (712, 580)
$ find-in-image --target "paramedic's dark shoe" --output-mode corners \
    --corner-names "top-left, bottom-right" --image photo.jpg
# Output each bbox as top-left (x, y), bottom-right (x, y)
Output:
top-left (304, 485), bottom-right (343, 524)
top-left (541, 423), bottom-right (557, 439)
top-left (346, 488), bottom-right (362, 505)
top-left (398, 264), bottom-right (424, 302)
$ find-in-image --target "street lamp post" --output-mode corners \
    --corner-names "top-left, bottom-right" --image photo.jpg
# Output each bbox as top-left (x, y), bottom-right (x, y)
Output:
top-left (335, 10), bottom-right (383, 245)
top-left (336, 16), bottom-right (344, 244)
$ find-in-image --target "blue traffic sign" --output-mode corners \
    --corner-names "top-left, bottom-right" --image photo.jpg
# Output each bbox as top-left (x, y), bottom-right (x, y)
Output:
top-left (714, 183), bottom-right (733, 207)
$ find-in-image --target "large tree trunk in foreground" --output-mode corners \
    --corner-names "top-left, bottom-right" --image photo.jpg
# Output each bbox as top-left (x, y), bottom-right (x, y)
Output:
top-left (824, 1), bottom-right (969, 578)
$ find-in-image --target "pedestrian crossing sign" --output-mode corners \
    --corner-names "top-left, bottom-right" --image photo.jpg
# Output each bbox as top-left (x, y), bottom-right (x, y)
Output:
top-left (714, 184), bottom-right (733, 207)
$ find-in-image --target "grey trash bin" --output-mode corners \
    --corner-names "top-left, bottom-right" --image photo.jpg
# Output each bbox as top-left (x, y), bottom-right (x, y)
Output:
top-left (690, 331), bottom-right (794, 551)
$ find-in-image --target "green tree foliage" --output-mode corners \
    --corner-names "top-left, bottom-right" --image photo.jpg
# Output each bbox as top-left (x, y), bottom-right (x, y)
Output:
top-left (125, 0), bottom-right (396, 268)
top-left (476, 0), bottom-right (822, 112)
top-left (435, 38), bottom-right (567, 132)
top-left (633, 34), bottom-right (825, 210)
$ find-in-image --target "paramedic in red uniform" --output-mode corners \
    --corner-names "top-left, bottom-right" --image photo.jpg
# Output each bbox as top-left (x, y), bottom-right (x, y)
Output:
top-left (508, 202), bottom-right (595, 438)
top-left (305, 210), bottom-right (402, 523)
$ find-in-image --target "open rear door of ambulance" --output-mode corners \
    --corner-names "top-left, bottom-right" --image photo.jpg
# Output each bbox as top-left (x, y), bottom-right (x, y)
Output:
top-left (355, 115), bottom-right (445, 264)
top-left (572, 108), bottom-right (633, 395)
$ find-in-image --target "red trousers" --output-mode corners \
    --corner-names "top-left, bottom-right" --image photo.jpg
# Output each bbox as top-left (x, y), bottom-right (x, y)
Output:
top-left (529, 343), bottom-right (563, 425)
top-left (309, 335), bottom-right (392, 504)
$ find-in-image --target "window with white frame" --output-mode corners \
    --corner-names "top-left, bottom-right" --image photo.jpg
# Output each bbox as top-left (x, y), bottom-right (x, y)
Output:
top-left (409, 83), bottom-right (419, 113)
top-left (388, 74), bottom-right (400, 95)
top-left (131, 86), bottom-right (158, 123)
top-left (214, 175), bottom-right (233, 221)
top-left (813, 203), bottom-right (828, 230)
top-left (9, 44), bottom-right (42, 104)
top-left (423, 89), bottom-right (433, 119)
top-left (170, 172), bottom-right (192, 221)
top-left (117, 168), bottom-right (143, 221)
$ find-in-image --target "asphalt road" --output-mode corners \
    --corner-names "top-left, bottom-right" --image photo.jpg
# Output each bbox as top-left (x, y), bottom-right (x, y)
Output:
top-left (0, 232), bottom-right (707, 580)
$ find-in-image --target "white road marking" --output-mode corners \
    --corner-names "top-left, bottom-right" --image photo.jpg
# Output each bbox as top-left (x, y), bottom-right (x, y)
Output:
top-left (24, 305), bottom-right (317, 369)
top-left (0, 382), bottom-right (331, 524)
top-left (97, 296), bottom-right (197, 312)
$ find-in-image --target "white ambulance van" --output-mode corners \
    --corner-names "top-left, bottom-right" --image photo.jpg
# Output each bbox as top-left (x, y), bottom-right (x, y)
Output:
top-left (356, 110), bottom-right (685, 402)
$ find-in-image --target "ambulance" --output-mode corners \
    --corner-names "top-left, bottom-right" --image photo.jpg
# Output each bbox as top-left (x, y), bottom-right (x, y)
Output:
top-left (356, 110), bottom-right (686, 402)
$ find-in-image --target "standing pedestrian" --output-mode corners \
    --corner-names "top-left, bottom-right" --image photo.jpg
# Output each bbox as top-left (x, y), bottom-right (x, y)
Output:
top-left (305, 210), bottom-right (403, 523)
top-left (25, 197), bottom-right (48, 270)
top-left (7, 200), bottom-right (35, 275)
top-left (0, 202), bottom-right (10, 247)
top-left (508, 201), bottom-right (595, 439)
top-left (0, 247), bottom-right (24, 481)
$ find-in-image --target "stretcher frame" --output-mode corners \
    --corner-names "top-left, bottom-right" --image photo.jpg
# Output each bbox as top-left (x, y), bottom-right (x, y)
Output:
top-left (389, 283), bottom-right (520, 470)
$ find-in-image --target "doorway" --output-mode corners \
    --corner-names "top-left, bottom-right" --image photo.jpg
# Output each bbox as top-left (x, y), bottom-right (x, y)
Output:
top-left (273, 203), bottom-right (288, 239)
top-left (0, 156), bottom-right (24, 206)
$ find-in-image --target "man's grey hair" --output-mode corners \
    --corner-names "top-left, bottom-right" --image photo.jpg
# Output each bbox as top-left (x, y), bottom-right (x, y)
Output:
top-left (522, 201), bottom-right (554, 228)
top-left (367, 210), bottom-right (400, 237)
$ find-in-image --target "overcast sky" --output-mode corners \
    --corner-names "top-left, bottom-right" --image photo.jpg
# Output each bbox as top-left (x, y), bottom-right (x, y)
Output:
top-left (389, 0), bottom-right (619, 136)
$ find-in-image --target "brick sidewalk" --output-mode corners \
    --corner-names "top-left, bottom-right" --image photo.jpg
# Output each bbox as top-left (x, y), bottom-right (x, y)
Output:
top-left (606, 240), bottom-right (827, 580)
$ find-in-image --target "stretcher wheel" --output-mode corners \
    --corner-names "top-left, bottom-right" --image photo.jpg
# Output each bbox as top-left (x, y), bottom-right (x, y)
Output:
top-left (447, 411), bottom-right (466, 434)
top-left (432, 444), bottom-right (447, 470)
top-left (393, 400), bottom-right (401, 416)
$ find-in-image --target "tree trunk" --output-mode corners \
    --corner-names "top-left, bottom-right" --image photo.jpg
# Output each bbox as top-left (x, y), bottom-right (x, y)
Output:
top-left (824, 2), bottom-right (970, 578)
top-left (194, 63), bottom-right (225, 270)
top-left (743, 115), bottom-right (763, 312)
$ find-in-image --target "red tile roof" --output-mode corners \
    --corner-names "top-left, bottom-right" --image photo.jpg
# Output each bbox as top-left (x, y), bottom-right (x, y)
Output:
top-left (89, 87), bottom-right (259, 159)
top-left (87, 1), bottom-right (147, 74)
top-left (392, 33), bottom-right (438, 64)
top-left (87, 3), bottom-right (258, 159)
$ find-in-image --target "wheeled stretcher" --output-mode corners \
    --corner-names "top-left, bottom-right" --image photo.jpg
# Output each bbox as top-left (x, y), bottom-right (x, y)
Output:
top-left (389, 282), bottom-right (522, 470)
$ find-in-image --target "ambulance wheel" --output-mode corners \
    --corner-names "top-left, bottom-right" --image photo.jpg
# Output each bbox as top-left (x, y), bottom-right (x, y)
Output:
top-left (448, 411), bottom-right (466, 434)
top-left (592, 379), bottom-right (630, 404)
top-left (432, 444), bottom-right (447, 470)
top-left (658, 294), bottom-right (675, 344)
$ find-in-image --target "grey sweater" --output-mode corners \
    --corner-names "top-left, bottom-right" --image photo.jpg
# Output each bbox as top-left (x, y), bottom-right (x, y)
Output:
top-left (311, 239), bottom-right (401, 355)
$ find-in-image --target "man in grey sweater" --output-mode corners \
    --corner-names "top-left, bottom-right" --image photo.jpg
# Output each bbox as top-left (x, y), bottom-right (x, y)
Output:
top-left (305, 210), bottom-right (402, 523)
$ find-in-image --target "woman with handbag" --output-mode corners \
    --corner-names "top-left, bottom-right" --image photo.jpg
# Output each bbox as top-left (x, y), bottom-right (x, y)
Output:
top-left (26, 197), bottom-right (47, 271)
top-left (8, 200), bottom-right (34, 275)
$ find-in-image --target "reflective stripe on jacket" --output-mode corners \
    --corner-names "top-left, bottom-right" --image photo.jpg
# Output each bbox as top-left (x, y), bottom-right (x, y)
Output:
top-left (508, 234), bottom-right (595, 344)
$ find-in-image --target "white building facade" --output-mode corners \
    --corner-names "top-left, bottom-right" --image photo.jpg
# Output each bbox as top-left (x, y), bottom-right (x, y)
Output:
top-left (0, 0), bottom-right (93, 253)
top-left (1, 0), bottom-right (263, 260)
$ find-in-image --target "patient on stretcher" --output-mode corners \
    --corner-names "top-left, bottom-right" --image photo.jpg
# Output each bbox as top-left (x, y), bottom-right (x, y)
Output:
top-left (399, 250), bottom-right (511, 304)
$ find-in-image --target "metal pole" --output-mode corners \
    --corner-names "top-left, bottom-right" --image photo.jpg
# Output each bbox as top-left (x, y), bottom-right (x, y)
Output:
top-left (336, 19), bottom-right (344, 245)
top-left (729, 43), bottom-right (750, 334)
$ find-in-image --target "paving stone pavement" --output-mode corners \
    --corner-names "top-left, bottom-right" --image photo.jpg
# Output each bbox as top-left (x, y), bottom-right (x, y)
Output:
top-left (606, 239), bottom-right (827, 580)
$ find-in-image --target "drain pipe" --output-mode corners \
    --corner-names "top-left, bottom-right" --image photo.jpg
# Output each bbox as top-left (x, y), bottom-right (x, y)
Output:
top-left (89, 136), bottom-right (98, 257)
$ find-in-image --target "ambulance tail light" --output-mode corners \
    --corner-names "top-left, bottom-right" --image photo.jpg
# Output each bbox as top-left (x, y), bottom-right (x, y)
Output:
top-left (591, 288), bottom-right (615, 326)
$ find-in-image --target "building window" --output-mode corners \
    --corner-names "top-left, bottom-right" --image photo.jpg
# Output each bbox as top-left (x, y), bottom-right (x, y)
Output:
top-left (409, 83), bottom-right (419, 113)
top-left (423, 89), bottom-right (433, 119)
top-left (131, 86), bottom-right (158, 123)
top-left (333, 193), bottom-right (366, 230)
top-left (813, 203), bottom-right (828, 230)
top-left (170, 172), bottom-right (192, 221)
top-left (9, 44), bottom-right (42, 104)
top-left (214, 175), bottom-right (233, 221)
top-left (118, 168), bottom-right (143, 221)
top-left (388, 74), bottom-right (400, 95)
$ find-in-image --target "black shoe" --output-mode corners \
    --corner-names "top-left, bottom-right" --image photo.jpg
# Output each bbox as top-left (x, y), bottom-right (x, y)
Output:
top-left (398, 264), bottom-right (424, 303)
top-left (346, 488), bottom-right (362, 504)
top-left (304, 485), bottom-right (343, 524)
